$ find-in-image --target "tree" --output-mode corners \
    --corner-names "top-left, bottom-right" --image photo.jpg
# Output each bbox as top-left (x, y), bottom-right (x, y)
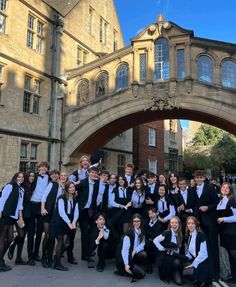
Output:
top-left (211, 134), bottom-right (236, 173)
top-left (191, 124), bottom-right (224, 146)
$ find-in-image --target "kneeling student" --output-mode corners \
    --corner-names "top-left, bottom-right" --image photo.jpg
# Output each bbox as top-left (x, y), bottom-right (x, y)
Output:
top-left (87, 213), bottom-right (111, 272)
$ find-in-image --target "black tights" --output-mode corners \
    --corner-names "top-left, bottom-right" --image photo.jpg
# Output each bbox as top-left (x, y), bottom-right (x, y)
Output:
top-left (55, 235), bottom-right (64, 261)
top-left (0, 224), bottom-right (14, 262)
top-left (226, 249), bottom-right (236, 280)
top-left (42, 222), bottom-right (49, 260)
top-left (13, 223), bottom-right (26, 260)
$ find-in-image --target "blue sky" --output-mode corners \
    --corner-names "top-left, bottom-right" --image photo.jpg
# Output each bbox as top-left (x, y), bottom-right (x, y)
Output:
top-left (114, 0), bottom-right (236, 130)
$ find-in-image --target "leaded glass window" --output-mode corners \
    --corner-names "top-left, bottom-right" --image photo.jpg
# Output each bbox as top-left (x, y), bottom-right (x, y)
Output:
top-left (197, 55), bottom-right (213, 83)
top-left (95, 72), bottom-right (109, 98)
top-left (221, 60), bottom-right (236, 89)
top-left (177, 49), bottom-right (185, 80)
top-left (116, 63), bottom-right (129, 90)
top-left (140, 53), bottom-right (146, 81)
top-left (154, 38), bottom-right (169, 80)
top-left (77, 79), bottom-right (89, 104)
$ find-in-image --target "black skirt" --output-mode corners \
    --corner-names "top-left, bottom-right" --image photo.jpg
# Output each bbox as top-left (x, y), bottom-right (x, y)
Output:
top-left (0, 216), bottom-right (17, 232)
top-left (220, 233), bottom-right (236, 249)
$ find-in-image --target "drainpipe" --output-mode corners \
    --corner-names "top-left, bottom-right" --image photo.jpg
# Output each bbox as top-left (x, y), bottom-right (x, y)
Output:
top-left (49, 15), bottom-right (64, 169)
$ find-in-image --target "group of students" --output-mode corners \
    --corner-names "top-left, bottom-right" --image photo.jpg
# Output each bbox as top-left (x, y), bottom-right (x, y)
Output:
top-left (0, 155), bottom-right (235, 287)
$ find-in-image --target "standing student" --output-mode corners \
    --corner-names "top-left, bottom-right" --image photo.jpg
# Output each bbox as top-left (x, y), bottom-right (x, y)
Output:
top-left (40, 170), bottom-right (67, 267)
top-left (96, 170), bottom-right (109, 214)
top-left (156, 184), bottom-right (176, 229)
top-left (168, 172), bottom-right (182, 210)
top-left (0, 172), bottom-right (25, 272)
top-left (77, 166), bottom-right (99, 260)
top-left (102, 174), bottom-right (117, 219)
top-left (123, 163), bottom-right (135, 187)
top-left (8, 171), bottom-right (35, 265)
top-left (158, 174), bottom-right (167, 185)
top-left (131, 178), bottom-right (146, 216)
top-left (216, 182), bottom-right (236, 284)
top-left (145, 172), bottom-right (159, 212)
top-left (110, 175), bottom-right (132, 235)
top-left (54, 181), bottom-right (79, 271)
top-left (191, 170), bottom-right (220, 280)
top-left (87, 213), bottom-right (111, 272)
top-left (153, 216), bottom-right (183, 285)
top-left (145, 207), bottom-right (163, 273)
top-left (115, 213), bottom-right (147, 281)
top-left (28, 161), bottom-right (50, 265)
top-left (183, 216), bottom-right (213, 287)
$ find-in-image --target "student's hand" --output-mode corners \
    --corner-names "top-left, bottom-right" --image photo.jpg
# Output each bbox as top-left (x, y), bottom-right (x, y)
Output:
top-left (185, 209), bottom-right (192, 213)
top-left (74, 180), bottom-right (80, 185)
top-left (129, 183), bottom-right (135, 188)
top-left (68, 223), bottom-right (74, 230)
top-left (72, 221), bottom-right (77, 229)
top-left (184, 264), bottom-right (193, 269)
top-left (158, 217), bottom-right (166, 223)
top-left (17, 218), bottom-right (25, 228)
top-left (177, 204), bottom-right (185, 212)
top-left (41, 207), bottom-right (48, 216)
top-left (125, 201), bottom-right (132, 208)
top-left (199, 206), bottom-right (208, 212)
top-left (146, 198), bottom-right (154, 205)
top-left (217, 217), bottom-right (224, 224)
top-left (125, 264), bottom-right (133, 274)
top-left (97, 231), bottom-right (104, 240)
top-left (119, 204), bottom-right (125, 209)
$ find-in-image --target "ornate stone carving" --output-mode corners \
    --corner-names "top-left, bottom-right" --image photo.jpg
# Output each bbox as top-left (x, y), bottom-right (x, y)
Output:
top-left (156, 14), bottom-right (171, 37)
top-left (72, 112), bottom-right (80, 123)
top-left (144, 83), bottom-right (179, 111)
top-left (184, 77), bottom-right (193, 94)
top-left (131, 82), bottom-right (139, 98)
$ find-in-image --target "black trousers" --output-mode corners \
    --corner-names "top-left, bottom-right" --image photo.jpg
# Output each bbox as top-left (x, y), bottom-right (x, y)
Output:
top-left (145, 240), bottom-right (158, 264)
top-left (79, 209), bottom-right (93, 259)
top-left (66, 229), bottom-right (76, 261)
top-left (27, 202), bottom-right (44, 259)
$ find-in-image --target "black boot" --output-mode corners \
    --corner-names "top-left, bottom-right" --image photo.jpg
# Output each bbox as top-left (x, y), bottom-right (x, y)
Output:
top-left (53, 256), bottom-right (68, 271)
top-left (0, 259), bottom-right (12, 272)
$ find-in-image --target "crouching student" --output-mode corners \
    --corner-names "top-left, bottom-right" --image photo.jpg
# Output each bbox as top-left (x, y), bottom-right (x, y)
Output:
top-left (0, 172), bottom-right (25, 272)
top-left (87, 213), bottom-right (112, 272)
top-left (115, 213), bottom-right (147, 281)
top-left (154, 216), bottom-right (183, 285)
top-left (183, 216), bottom-right (213, 287)
top-left (53, 182), bottom-right (79, 271)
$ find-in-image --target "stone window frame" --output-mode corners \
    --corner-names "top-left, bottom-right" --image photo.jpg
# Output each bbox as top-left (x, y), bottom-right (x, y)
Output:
top-left (26, 13), bottom-right (45, 53)
top-left (77, 45), bottom-right (89, 66)
top-left (139, 52), bottom-right (147, 82)
top-left (115, 63), bottom-right (129, 91)
top-left (23, 74), bottom-right (42, 115)
top-left (19, 141), bottom-right (39, 173)
top-left (197, 54), bottom-right (214, 84)
top-left (88, 6), bottom-right (94, 34)
top-left (99, 16), bottom-right (108, 45)
top-left (0, 62), bottom-right (5, 105)
top-left (154, 37), bottom-right (170, 81)
top-left (148, 128), bottom-right (157, 147)
top-left (176, 49), bottom-right (185, 80)
top-left (221, 58), bottom-right (236, 89)
top-left (117, 154), bottom-right (126, 176)
top-left (0, 0), bottom-right (8, 34)
top-left (148, 159), bottom-right (157, 174)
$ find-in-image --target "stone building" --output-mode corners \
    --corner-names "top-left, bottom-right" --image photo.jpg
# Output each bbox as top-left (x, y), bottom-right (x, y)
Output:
top-left (0, 0), bottom-right (128, 185)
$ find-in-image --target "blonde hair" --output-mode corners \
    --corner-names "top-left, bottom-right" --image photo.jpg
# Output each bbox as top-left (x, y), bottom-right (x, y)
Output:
top-left (168, 216), bottom-right (183, 248)
top-left (79, 155), bottom-right (90, 169)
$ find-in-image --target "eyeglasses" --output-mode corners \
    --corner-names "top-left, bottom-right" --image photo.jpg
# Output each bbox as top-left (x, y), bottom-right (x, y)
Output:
top-left (133, 220), bottom-right (141, 223)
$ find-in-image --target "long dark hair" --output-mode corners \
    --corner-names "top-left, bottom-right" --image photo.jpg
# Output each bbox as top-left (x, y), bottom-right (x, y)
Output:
top-left (10, 172), bottom-right (24, 185)
top-left (134, 177), bottom-right (145, 194)
top-left (126, 213), bottom-right (145, 243)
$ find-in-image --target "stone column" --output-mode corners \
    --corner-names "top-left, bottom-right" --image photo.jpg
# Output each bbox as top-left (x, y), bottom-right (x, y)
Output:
top-left (147, 45), bottom-right (154, 82)
top-left (185, 42), bottom-right (191, 79)
top-left (169, 43), bottom-right (176, 80)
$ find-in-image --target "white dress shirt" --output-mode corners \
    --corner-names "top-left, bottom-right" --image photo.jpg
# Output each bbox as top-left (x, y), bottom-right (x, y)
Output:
top-left (41, 182), bottom-right (63, 203)
top-left (84, 180), bottom-right (95, 209)
top-left (196, 183), bottom-right (204, 198)
top-left (153, 229), bottom-right (178, 252)
top-left (96, 181), bottom-right (106, 206)
top-left (58, 198), bottom-right (79, 224)
top-left (107, 184), bottom-right (116, 208)
top-left (217, 196), bottom-right (236, 223)
top-left (95, 225), bottom-right (110, 245)
top-left (31, 174), bottom-right (49, 202)
top-left (131, 190), bottom-right (145, 208)
top-left (157, 197), bottom-right (176, 221)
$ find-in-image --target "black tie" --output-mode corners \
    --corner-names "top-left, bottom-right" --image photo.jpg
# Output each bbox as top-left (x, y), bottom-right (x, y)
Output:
top-left (121, 188), bottom-right (125, 198)
top-left (85, 170), bottom-right (88, 178)
top-left (69, 200), bottom-right (73, 214)
top-left (188, 235), bottom-right (192, 246)
top-left (39, 174), bottom-right (44, 179)
top-left (162, 200), bottom-right (165, 212)
top-left (138, 194), bottom-right (141, 205)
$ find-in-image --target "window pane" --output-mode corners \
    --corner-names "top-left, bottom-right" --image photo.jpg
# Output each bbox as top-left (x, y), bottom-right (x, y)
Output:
top-left (23, 92), bottom-right (31, 112)
top-left (177, 49), bottom-right (185, 80)
top-left (36, 36), bottom-right (42, 53)
top-left (117, 154), bottom-right (125, 175)
top-left (149, 128), bottom-right (157, 146)
top-left (116, 64), bottom-right (129, 90)
top-left (30, 162), bottom-right (38, 172)
top-left (154, 38), bottom-right (169, 80)
top-left (28, 15), bottom-right (34, 30)
top-left (19, 162), bottom-right (28, 173)
top-left (37, 21), bottom-right (43, 35)
top-left (99, 18), bottom-right (103, 43)
top-left (0, 0), bottom-right (7, 12)
top-left (77, 47), bottom-right (82, 66)
top-left (197, 55), bottom-right (213, 83)
top-left (20, 143), bottom-right (28, 159)
top-left (222, 60), bottom-right (236, 88)
top-left (30, 144), bottom-right (37, 160)
top-left (140, 53), bottom-right (146, 81)
top-left (0, 14), bottom-right (6, 33)
top-left (24, 76), bottom-right (32, 90)
top-left (34, 80), bottom-right (40, 94)
top-left (33, 95), bottom-right (40, 114)
top-left (149, 160), bottom-right (157, 174)
top-left (27, 31), bottom-right (34, 48)
top-left (95, 72), bottom-right (109, 98)
top-left (88, 7), bottom-right (93, 34)
top-left (104, 22), bottom-right (107, 45)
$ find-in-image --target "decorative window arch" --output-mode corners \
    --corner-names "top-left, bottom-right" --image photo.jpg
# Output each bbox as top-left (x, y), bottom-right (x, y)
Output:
top-left (77, 79), bottom-right (89, 105)
top-left (154, 38), bottom-right (169, 80)
top-left (95, 72), bottom-right (109, 98)
top-left (115, 63), bottom-right (129, 90)
top-left (221, 59), bottom-right (236, 88)
top-left (197, 55), bottom-right (214, 83)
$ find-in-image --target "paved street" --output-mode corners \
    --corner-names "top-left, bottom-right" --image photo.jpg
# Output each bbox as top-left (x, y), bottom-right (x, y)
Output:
top-left (1, 231), bottom-right (233, 287)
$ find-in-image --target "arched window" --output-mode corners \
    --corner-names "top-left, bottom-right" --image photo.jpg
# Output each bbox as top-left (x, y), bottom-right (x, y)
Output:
top-left (95, 72), bottom-right (109, 98)
top-left (77, 79), bottom-right (89, 105)
top-left (221, 60), bottom-right (236, 88)
top-left (154, 38), bottom-right (169, 80)
top-left (197, 55), bottom-right (213, 83)
top-left (115, 63), bottom-right (129, 90)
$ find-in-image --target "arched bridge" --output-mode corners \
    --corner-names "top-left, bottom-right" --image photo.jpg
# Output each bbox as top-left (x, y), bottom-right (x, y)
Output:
top-left (63, 16), bottom-right (236, 165)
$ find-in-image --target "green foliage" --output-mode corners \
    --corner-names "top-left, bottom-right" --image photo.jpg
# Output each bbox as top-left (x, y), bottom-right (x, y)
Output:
top-left (183, 148), bottom-right (211, 174)
top-left (192, 124), bottom-right (224, 146)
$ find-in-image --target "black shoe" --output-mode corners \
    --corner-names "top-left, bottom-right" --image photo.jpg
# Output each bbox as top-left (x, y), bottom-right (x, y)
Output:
top-left (0, 263), bottom-right (12, 272)
top-left (33, 255), bottom-right (41, 262)
top-left (8, 243), bottom-right (16, 260)
top-left (81, 256), bottom-right (87, 261)
top-left (54, 264), bottom-right (69, 271)
top-left (15, 258), bottom-right (27, 265)
top-left (224, 277), bottom-right (236, 284)
top-left (87, 258), bottom-right (95, 268)
top-left (42, 259), bottom-right (50, 268)
top-left (96, 263), bottom-right (104, 272)
top-left (68, 259), bottom-right (78, 265)
top-left (27, 259), bottom-right (35, 266)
